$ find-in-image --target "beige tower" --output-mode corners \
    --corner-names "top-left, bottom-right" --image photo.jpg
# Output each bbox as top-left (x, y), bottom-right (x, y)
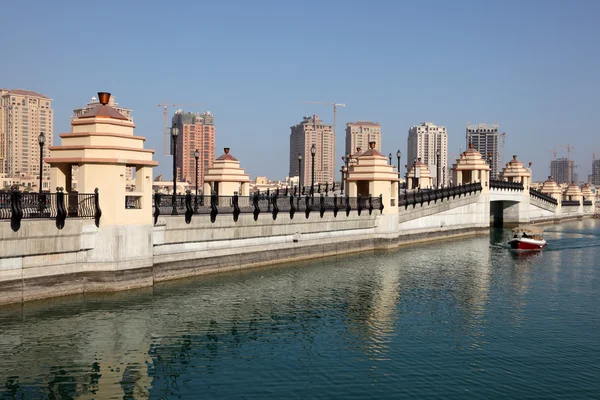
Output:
top-left (0, 89), bottom-right (53, 177)
top-left (289, 115), bottom-right (334, 186)
top-left (451, 143), bottom-right (491, 189)
top-left (345, 121), bottom-right (381, 156)
top-left (46, 92), bottom-right (157, 226)
top-left (203, 148), bottom-right (251, 196)
top-left (346, 141), bottom-right (399, 214)
top-left (406, 158), bottom-right (434, 189)
top-left (499, 155), bottom-right (532, 190)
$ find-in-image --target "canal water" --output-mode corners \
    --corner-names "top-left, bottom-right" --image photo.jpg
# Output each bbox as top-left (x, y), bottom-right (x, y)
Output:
top-left (1, 220), bottom-right (599, 399)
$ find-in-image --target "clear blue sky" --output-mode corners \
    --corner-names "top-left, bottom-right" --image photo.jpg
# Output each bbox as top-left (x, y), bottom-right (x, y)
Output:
top-left (1, 0), bottom-right (598, 181)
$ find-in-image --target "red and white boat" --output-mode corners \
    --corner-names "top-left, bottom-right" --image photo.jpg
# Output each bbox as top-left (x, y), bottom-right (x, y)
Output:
top-left (508, 226), bottom-right (546, 251)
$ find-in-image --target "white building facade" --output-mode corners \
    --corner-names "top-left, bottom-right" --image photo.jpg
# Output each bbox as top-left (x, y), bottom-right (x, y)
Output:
top-left (407, 122), bottom-right (448, 186)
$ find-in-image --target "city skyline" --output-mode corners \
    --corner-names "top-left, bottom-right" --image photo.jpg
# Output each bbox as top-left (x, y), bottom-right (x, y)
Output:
top-left (1, 1), bottom-right (598, 183)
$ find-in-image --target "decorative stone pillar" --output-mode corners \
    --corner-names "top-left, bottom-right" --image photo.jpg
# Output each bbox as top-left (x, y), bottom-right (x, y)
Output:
top-left (581, 183), bottom-right (595, 215)
top-left (499, 155), bottom-right (532, 190)
top-left (540, 176), bottom-right (562, 215)
top-left (345, 141), bottom-right (399, 214)
top-left (203, 148), bottom-right (251, 196)
top-left (46, 92), bottom-right (157, 226)
top-left (563, 182), bottom-right (583, 215)
top-left (451, 143), bottom-right (490, 192)
top-left (406, 158), bottom-right (433, 189)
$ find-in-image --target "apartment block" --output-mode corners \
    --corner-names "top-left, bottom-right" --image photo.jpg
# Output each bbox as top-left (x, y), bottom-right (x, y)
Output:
top-left (592, 159), bottom-right (600, 186)
top-left (407, 122), bottom-right (448, 186)
top-left (171, 110), bottom-right (216, 188)
top-left (289, 115), bottom-right (334, 186)
top-left (466, 122), bottom-right (499, 178)
top-left (345, 121), bottom-right (381, 156)
top-left (0, 89), bottom-right (53, 178)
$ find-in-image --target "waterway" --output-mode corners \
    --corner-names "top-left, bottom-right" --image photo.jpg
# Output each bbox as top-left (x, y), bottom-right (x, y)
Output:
top-left (1, 220), bottom-right (599, 399)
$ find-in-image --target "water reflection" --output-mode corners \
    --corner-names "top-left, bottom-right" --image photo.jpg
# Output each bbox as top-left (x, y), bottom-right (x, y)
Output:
top-left (1, 220), bottom-right (599, 399)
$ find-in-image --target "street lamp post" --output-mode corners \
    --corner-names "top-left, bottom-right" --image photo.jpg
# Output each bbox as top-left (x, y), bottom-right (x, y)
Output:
top-left (38, 132), bottom-right (45, 194)
top-left (340, 166), bottom-right (345, 195)
top-left (396, 150), bottom-right (401, 194)
top-left (194, 149), bottom-right (199, 210)
top-left (344, 153), bottom-right (350, 195)
top-left (310, 144), bottom-right (316, 197)
top-left (436, 149), bottom-right (441, 189)
top-left (298, 154), bottom-right (303, 194)
top-left (388, 153), bottom-right (392, 165)
top-left (171, 125), bottom-right (179, 215)
top-left (412, 158), bottom-right (417, 189)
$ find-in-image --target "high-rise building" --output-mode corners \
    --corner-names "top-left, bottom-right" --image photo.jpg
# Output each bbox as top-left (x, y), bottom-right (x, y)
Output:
top-left (73, 94), bottom-right (132, 121)
top-left (289, 115), bottom-right (334, 186)
top-left (0, 89), bottom-right (53, 177)
top-left (407, 122), bottom-right (448, 186)
top-left (345, 121), bottom-right (381, 156)
top-left (592, 159), bottom-right (600, 186)
top-left (466, 122), bottom-right (499, 178)
top-left (550, 157), bottom-right (575, 184)
top-left (171, 110), bottom-right (215, 188)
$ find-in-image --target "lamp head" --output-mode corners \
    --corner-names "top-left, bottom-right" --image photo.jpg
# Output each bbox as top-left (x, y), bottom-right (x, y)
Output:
top-left (38, 132), bottom-right (46, 145)
top-left (298, 154), bottom-right (303, 161)
top-left (311, 144), bottom-right (316, 155)
top-left (396, 150), bottom-right (401, 158)
top-left (171, 125), bottom-right (179, 137)
top-left (194, 149), bottom-right (199, 159)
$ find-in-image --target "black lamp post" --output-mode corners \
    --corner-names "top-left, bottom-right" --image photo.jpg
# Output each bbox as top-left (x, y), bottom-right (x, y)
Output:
top-left (310, 144), bottom-right (316, 197)
top-left (298, 153), bottom-right (303, 194)
top-left (171, 124), bottom-right (179, 215)
top-left (396, 150), bottom-right (401, 194)
top-left (194, 149), bottom-right (199, 209)
top-left (436, 149), bottom-right (441, 189)
top-left (38, 132), bottom-right (45, 194)
top-left (340, 166), bottom-right (345, 195)
top-left (344, 153), bottom-right (350, 195)
top-left (387, 153), bottom-right (392, 165)
top-left (412, 158), bottom-right (417, 189)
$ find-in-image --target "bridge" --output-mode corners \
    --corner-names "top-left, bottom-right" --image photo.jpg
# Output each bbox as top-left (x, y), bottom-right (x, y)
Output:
top-left (0, 93), bottom-right (596, 305)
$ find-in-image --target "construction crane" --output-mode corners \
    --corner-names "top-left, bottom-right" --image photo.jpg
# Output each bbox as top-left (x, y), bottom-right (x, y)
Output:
top-left (548, 148), bottom-right (557, 160)
top-left (500, 132), bottom-right (506, 167)
top-left (156, 101), bottom-right (205, 156)
top-left (559, 144), bottom-right (574, 161)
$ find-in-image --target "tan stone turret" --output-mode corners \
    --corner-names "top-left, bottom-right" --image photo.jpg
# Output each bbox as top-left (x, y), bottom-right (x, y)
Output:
top-left (499, 155), bottom-right (532, 190)
top-left (203, 148), bottom-right (251, 196)
top-left (451, 143), bottom-right (490, 189)
top-left (581, 183), bottom-right (594, 200)
top-left (346, 141), bottom-right (399, 214)
top-left (406, 158), bottom-right (433, 189)
top-left (540, 176), bottom-right (562, 200)
top-left (46, 92), bottom-right (157, 225)
top-left (563, 181), bottom-right (582, 202)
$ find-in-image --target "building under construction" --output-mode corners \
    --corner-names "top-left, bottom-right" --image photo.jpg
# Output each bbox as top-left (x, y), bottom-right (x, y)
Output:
top-left (592, 159), bottom-right (600, 186)
top-left (550, 157), bottom-right (574, 184)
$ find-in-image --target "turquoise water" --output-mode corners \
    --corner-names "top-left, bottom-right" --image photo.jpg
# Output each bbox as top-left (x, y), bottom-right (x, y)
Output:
top-left (1, 220), bottom-right (599, 399)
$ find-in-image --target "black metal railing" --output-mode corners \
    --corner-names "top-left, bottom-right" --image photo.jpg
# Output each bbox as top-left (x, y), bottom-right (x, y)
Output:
top-left (583, 200), bottom-right (593, 206)
top-left (490, 179), bottom-right (524, 191)
top-left (529, 188), bottom-right (558, 206)
top-left (561, 200), bottom-right (581, 207)
top-left (153, 191), bottom-right (384, 225)
top-left (0, 188), bottom-right (101, 232)
top-left (398, 182), bottom-right (482, 209)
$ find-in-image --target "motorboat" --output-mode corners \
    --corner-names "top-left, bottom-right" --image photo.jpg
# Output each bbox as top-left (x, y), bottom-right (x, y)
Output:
top-left (508, 225), bottom-right (546, 250)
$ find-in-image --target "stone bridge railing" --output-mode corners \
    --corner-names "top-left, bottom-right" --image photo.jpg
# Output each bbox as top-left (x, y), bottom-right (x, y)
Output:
top-left (561, 200), bottom-right (581, 207)
top-left (398, 182), bottom-right (482, 209)
top-left (529, 188), bottom-right (558, 206)
top-left (490, 179), bottom-right (524, 191)
top-left (153, 193), bottom-right (383, 224)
